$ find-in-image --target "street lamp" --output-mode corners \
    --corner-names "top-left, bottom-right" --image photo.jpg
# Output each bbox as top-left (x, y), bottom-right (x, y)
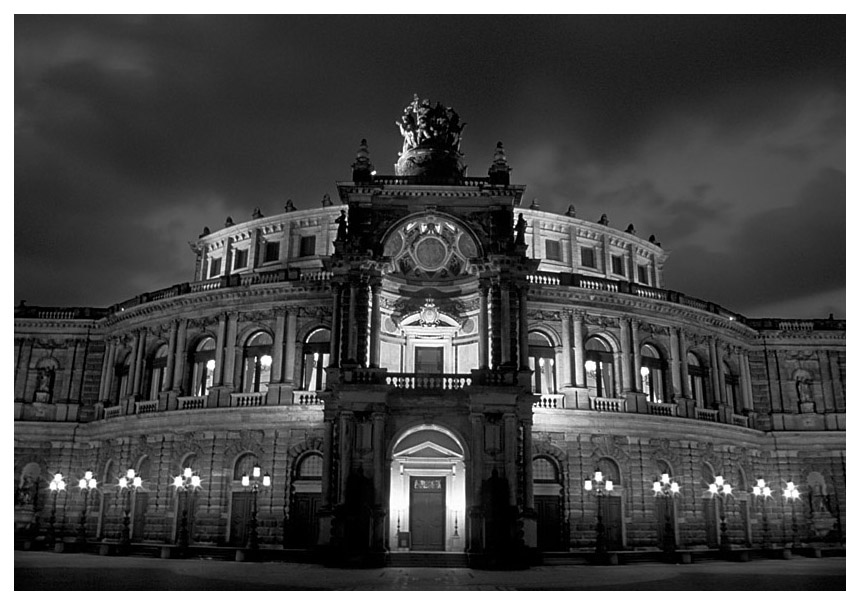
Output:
top-left (118, 468), bottom-right (143, 552)
top-left (172, 467), bottom-right (202, 549)
top-left (751, 478), bottom-right (773, 550)
top-left (241, 464), bottom-right (271, 550)
top-left (584, 468), bottom-right (614, 560)
top-left (783, 480), bottom-right (801, 550)
top-left (76, 471), bottom-right (98, 545)
top-left (707, 475), bottom-right (733, 553)
top-left (46, 473), bottom-right (66, 549)
top-left (652, 473), bottom-right (681, 554)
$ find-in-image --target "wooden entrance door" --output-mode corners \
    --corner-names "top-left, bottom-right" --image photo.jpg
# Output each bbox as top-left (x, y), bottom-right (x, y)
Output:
top-left (601, 496), bottom-right (623, 549)
top-left (410, 477), bottom-right (446, 551)
top-left (535, 494), bottom-right (562, 551)
top-left (290, 493), bottom-right (321, 547)
top-left (132, 492), bottom-right (149, 540)
top-left (230, 492), bottom-right (253, 546)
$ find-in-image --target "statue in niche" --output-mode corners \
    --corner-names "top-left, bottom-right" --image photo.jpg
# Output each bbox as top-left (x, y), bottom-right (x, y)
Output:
top-left (795, 372), bottom-right (813, 403)
top-left (514, 213), bottom-right (527, 246)
top-left (335, 210), bottom-right (348, 242)
top-left (36, 368), bottom-right (53, 393)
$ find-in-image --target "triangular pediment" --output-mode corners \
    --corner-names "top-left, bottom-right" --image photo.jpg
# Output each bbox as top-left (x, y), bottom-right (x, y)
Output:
top-left (394, 440), bottom-right (463, 459)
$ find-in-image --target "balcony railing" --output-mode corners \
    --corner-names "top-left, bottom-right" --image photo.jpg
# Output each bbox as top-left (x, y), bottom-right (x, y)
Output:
top-left (647, 401), bottom-right (677, 417)
top-left (534, 394), bottom-right (565, 409)
top-left (178, 396), bottom-right (206, 410)
top-left (732, 413), bottom-right (750, 428)
top-left (231, 393), bottom-right (266, 407)
top-left (590, 397), bottom-right (625, 412)
top-left (696, 408), bottom-right (719, 422)
top-left (386, 374), bottom-right (472, 390)
top-left (103, 405), bottom-right (122, 419)
top-left (134, 400), bottom-right (158, 415)
top-left (292, 391), bottom-right (322, 405)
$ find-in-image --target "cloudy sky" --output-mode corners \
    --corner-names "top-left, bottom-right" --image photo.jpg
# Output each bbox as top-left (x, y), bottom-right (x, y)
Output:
top-left (14, 14), bottom-right (845, 319)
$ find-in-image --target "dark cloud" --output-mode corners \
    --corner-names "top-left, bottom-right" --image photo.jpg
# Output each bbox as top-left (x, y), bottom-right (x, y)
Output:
top-left (14, 15), bottom-right (845, 317)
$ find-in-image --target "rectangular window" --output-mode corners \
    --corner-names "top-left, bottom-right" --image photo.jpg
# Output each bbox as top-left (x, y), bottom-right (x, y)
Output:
top-left (263, 240), bottom-right (280, 263)
top-left (581, 247), bottom-right (596, 269)
top-left (209, 257), bottom-right (222, 278)
top-left (233, 248), bottom-right (248, 270)
top-left (611, 255), bottom-right (625, 276)
top-left (545, 239), bottom-right (562, 261)
top-left (637, 265), bottom-right (650, 285)
top-left (299, 235), bottom-right (316, 257)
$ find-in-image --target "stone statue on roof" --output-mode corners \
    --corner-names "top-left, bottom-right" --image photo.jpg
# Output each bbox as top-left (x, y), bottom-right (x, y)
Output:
top-left (394, 94), bottom-right (467, 178)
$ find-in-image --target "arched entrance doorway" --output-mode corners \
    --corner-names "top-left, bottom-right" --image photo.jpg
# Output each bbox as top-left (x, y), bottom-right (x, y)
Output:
top-left (389, 425), bottom-right (466, 552)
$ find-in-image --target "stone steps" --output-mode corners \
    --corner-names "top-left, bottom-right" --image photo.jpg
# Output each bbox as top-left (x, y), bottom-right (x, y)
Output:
top-left (388, 551), bottom-right (469, 568)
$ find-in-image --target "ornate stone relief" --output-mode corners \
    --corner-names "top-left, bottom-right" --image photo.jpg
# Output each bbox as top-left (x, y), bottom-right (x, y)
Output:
top-left (590, 434), bottom-right (629, 463)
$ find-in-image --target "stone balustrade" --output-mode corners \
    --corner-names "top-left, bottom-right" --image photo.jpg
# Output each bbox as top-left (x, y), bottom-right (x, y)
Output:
top-left (533, 394), bottom-right (565, 409)
top-left (732, 413), bottom-right (750, 428)
top-left (178, 396), bottom-right (206, 410)
top-left (696, 408), bottom-right (719, 422)
top-left (231, 392), bottom-right (265, 407)
top-left (385, 373), bottom-right (472, 390)
top-left (103, 405), bottom-right (122, 419)
top-left (590, 397), bottom-right (625, 412)
top-left (134, 400), bottom-right (158, 415)
top-left (292, 391), bottom-right (322, 405)
top-left (647, 401), bottom-right (677, 417)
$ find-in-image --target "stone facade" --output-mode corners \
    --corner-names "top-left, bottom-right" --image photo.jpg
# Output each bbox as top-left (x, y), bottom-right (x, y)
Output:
top-left (14, 111), bottom-right (845, 566)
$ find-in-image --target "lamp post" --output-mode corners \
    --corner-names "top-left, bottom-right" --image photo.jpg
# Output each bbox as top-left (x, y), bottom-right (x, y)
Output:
top-left (652, 473), bottom-right (680, 554)
top-left (241, 464), bottom-right (271, 550)
top-left (172, 467), bottom-right (202, 550)
top-left (118, 468), bottom-right (143, 552)
top-left (707, 475), bottom-right (733, 553)
top-left (46, 473), bottom-right (66, 549)
top-left (76, 471), bottom-right (98, 545)
top-left (584, 468), bottom-right (613, 560)
top-left (751, 478), bottom-right (773, 550)
top-left (783, 480), bottom-right (801, 550)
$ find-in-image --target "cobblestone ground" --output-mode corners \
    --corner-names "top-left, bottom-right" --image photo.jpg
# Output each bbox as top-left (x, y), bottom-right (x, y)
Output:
top-left (14, 551), bottom-right (846, 591)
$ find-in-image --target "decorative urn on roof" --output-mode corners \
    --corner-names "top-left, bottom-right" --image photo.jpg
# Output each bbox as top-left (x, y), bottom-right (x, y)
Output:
top-left (395, 94), bottom-right (466, 179)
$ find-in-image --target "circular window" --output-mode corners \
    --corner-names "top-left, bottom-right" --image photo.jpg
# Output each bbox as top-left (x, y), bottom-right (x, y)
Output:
top-left (413, 236), bottom-right (448, 270)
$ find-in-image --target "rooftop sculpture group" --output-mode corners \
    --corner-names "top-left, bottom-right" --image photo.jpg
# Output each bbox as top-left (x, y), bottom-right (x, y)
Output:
top-left (396, 94), bottom-right (465, 155)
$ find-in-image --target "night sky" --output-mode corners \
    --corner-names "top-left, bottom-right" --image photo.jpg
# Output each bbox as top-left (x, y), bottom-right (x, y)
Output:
top-left (14, 15), bottom-right (846, 319)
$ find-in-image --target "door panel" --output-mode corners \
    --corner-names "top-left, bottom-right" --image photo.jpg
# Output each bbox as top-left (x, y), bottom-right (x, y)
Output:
top-left (230, 492), bottom-right (253, 546)
top-left (600, 496), bottom-right (623, 549)
top-left (410, 477), bottom-right (445, 551)
top-left (535, 494), bottom-right (562, 551)
top-left (132, 492), bottom-right (149, 540)
top-left (290, 493), bottom-right (321, 547)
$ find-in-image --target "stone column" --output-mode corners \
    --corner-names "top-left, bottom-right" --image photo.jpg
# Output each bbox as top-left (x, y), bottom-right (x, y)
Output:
top-left (214, 314), bottom-right (227, 386)
top-left (171, 320), bottom-right (188, 391)
top-left (223, 313), bottom-right (238, 388)
top-left (338, 413), bottom-right (354, 505)
top-left (478, 282), bottom-right (489, 369)
top-left (817, 351), bottom-right (835, 412)
top-left (828, 352), bottom-right (845, 411)
top-left (560, 312), bottom-right (572, 387)
top-left (284, 309), bottom-right (298, 384)
top-left (619, 318), bottom-right (632, 392)
top-left (97, 339), bottom-right (114, 401)
top-left (372, 413), bottom-right (385, 506)
top-left (504, 413), bottom-right (517, 505)
top-left (708, 337), bottom-right (721, 404)
top-left (678, 330), bottom-right (690, 398)
top-left (572, 313), bottom-right (585, 387)
top-left (669, 327), bottom-right (682, 402)
top-left (518, 285), bottom-right (530, 370)
top-left (329, 284), bottom-right (341, 367)
top-left (470, 413), bottom-right (484, 505)
top-left (164, 321), bottom-right (178, 391)
top-left (522, 420), bottom-right (534, 509)
top-left (369, 282), bottom-right (382, 368)
top-left (347, 281), bottom-right (358, 363)
top-left (270, 308), bottom-right (286, 384)
top-left (737, 350), bottom-right (752, 412)
top-left (500, 283), bottom-right (512, 365)
top-left (631, 320), bottom-right (642, 391)
top-left (127, 331), bottom-right (141, 397)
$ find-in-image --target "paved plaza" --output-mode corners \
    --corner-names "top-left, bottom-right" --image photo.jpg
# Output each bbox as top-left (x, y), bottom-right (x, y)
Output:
top-left (14, 551), bottom-right (846, 591)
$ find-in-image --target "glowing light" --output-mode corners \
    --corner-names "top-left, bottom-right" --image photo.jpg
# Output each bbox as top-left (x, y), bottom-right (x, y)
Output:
top-left (172, 476), bottom-right (184, 489)
top-left (661, 473), bottom-right (670, 484)
top-left (715, 476), bottom-right (724, 486)
top-left (78, 479), bottom-right (87, 489)
top-left (127, 469), bottom-right (136, 480)
top-left (763, 486), bottom-right (772, 497)
top-left (640, 366), bottom-right (650, 377)
top-left (653, 481), bottom-right (662, 494)
top-left (133, 477), bottom-right (143, 488)
top-left (260, 355), bottom-right (273, 368)
top-left (184, 467), bottom-right (193, 478)
top-left (584, 360), bottom-right (597, 373)
top-left (262, 474), bottom-right (271, 487)
top-left (253, 465), bottom-right (261, 478)
top-left (756, 478), bottom-right (766, 489)
top-left (723, 484), bottom-right (733, 496)
top-left (670, 482), bottom-right (680, 494)
top-left (708, 484), bottom-right (719, 495)
top-left (242, 475), bottom-right (250, 487)
top-left (119, 477), bottom-right (128, 489)
top-left (84, 471), bottom-right (93, 481)
top-left (206, 359), bottom-right (216, 371)
top-left (594, 470), bottom-right (603, 483)
top-left (190, 476), bottom-right (202, 488)
top-left (605, 480), bottom-right (614, 492)
top-left (584, 480), bottom-right (593, 491)
top-left (53, 473), bottom-right (63, 483)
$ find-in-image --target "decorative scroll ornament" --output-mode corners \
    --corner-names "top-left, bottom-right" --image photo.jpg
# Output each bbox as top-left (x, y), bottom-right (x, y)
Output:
top-left (419, 299), bottom-right (440, 327)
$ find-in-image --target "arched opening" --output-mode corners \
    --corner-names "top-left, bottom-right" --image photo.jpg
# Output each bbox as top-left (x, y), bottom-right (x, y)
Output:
top-left (174, 454), bottom-right (199, 544)
top-left (130, 457), bottom-right (151, 540)
top-left (145, 344), bottom-right (169, 401)
top-left (723, 361), bottom-right (740, 413)
top-left (585, 337), bottom-right (615, 398)
top-left (701, 462), bottom-right (719, 548)
top-left (229, 452), bottom-right (260, 546)
top-left (533, 456), bottom-right (564, 551)
top-left (97, 459), bottom-right (115, 540)
top-left (528, 332), bottom-right (557, 394)
top-left (390, 425), bottom-right (466, 552)
top-left (112, 352), bottom-right (132, 404)
top-left (190, 338), bottom-right (216, 397)
top-left (641, 344), bottom-right (667, 403)
top-left (302, 328), bottom-right (330, 391)
top-left (241, 332), bottom-right (273, 394)
top-left (592, 458), bottom-right (624, 549)
top-left (288, 452), bottom-right (323, 547)
top-left (653, 459), bottom-right (679, 549)
top-left (687, 352), bottom-right (709, 407)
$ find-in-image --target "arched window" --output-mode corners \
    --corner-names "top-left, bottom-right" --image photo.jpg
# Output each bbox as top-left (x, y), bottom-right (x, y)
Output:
top-left (191, 338), bottom-right (216, 397)
top-left (585, 337), bottom-right (614, 397)
top-left (242, 332), bottom-right (273, 394)
top-left (723, 361), bottom-right (739, 413)
top-left (146, 344), bottom-right (169, 401)
top-left (528, 332), bottom-right (556, 394)
top-left (533, 456), bottom-right (559, 483)
top-left (113, 352), bottom-right (132, 404)
top-left (687, 352), bottom-right (708, 407)
top-left (297, 453), bottom-right (323, 479)
top-left (641, 344), bottom-right (667, 403)
top-left (233, 453), bottom-right (259, 481)
top-left (302, 328), bottom-right (331, 391)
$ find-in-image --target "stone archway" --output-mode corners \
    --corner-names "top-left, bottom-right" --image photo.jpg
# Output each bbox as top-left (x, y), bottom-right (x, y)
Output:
top-left (389, 425), bottom-right (466, 552)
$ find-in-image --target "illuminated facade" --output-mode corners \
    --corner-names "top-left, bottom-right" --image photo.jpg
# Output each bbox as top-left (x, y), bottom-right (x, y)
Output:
top-left (14, 99), bottom-right (845, 566)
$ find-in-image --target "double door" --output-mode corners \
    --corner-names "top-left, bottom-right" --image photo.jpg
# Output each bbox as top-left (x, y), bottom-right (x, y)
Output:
top-left (410, 477), bottom-right (446, 551)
